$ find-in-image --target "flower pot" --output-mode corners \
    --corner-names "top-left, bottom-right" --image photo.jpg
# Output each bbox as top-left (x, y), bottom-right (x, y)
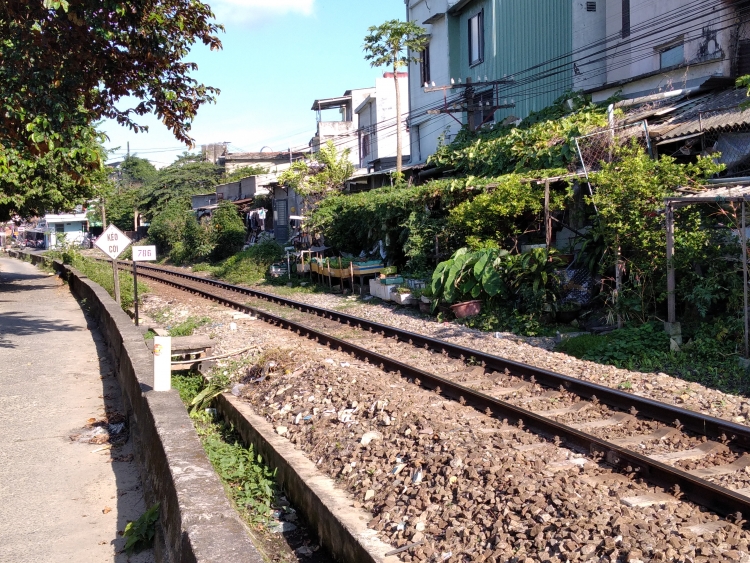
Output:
top-left (449, 300), bottom-right (482, 319)
top-left (420, 295), bottom-right (432, 304)
top-left (419, 301), bottom-right (431, 313)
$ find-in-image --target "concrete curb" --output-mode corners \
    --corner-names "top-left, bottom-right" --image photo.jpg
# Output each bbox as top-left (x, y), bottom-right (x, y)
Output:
top-left (218, 394), bottom-right (399, 563)
top-left (7, 250), bottom-right (263, 563)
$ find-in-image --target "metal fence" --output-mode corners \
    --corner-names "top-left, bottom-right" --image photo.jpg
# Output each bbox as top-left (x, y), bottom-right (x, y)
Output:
top-left (574, 121), bottom-right (651, 179)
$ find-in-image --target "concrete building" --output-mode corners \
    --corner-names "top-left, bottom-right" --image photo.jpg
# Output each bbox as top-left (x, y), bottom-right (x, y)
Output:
top-left (220, 151), bottom-right (307, 176)
top-left (215, 175), bottom-right (272, 202)
top-left (39, 212), bottom-right (89, 248)
top-left (406, 0), bottom-right (574, 164)
top-left (310, 87), bottom-right (376, 167)
top-left (573, 0), bottom-right (748, 102)
top-left (355, 73), bottom-right (410, 170)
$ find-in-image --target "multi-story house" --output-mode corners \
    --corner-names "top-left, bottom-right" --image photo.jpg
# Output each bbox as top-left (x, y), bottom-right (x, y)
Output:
top-left (406, 0), bottom-right (574, 164)
top-left (573, 0), bottom-right (746, 102)
top-left (407, 0), bottom-right (750, 165)
top-left (310, 87), bottom-right (376, 168)
top-left (355, 72), bottom-right (410, 171)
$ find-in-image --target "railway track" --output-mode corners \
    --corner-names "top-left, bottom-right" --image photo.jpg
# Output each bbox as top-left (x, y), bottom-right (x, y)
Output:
top-left (121, 260), bottom-right (750, 525)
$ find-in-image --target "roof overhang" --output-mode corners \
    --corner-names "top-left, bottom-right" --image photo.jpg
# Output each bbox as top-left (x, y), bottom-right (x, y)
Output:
top-left (354, 95), bottom-right (375, 115)
top-left (311, 96), bottom-right (352, 111)
top-left (423, 12), bottom-right (445, 24)
top-left (447, 0), bottom-right (475, 15)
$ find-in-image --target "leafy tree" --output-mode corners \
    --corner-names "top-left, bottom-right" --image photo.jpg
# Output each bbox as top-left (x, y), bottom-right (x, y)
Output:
top-left (147, 199), bottom-right (191, 254)
top-left (139, 153), bottom-right (222, 217)
top-left (119, 156), bottom-right (158, 190)
top-left (210, 201), bottom-right (246, 261)
top-left (278, 141), bottom-right (354, 205)
top-left (364, 20), bottom-right (429, 175)
top-left (0, 0), bottom-right (222, 219)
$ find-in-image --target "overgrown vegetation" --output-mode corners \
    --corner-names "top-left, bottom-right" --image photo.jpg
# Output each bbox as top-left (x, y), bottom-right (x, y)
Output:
top-left (50, 247), bottom-right (148, 311)
top-left (558, 321), bottom-right (749, 394)
top-left (172, 372), bottom-right (277, 525)
top-left (149, 199), bottom-right (247, 264)
top-left (201, 239), bottom-right (285, 284)
top-left (168, 316), bottom-right (210, 337)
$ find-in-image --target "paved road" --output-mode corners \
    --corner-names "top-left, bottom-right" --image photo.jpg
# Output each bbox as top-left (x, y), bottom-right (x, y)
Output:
top-left (0, 256), bottom-right (153, 563)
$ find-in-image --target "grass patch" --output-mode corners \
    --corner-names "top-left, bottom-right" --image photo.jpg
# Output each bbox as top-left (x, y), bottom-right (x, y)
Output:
top-left (172, 373), bottom-right (277, 525)
top-left (168, 316), bottom-right (210, 337)
top-left (557, 321), bottom-right (750, 395)
top-left (210, 240), bottom-right (284, 284)
top-left (47, 249), bottom-right (148, 311)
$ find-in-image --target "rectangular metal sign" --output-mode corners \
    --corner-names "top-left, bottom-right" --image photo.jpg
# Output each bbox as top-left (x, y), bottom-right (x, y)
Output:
top-left (132, 245), bottom-right (157, 262)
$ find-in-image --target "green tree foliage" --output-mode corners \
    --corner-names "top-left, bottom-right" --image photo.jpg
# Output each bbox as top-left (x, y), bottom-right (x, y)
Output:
top-left (589, 144), bottom-right (726, 320)
top-left (210, 201), bottom-right (246, 261)
top-left (429, 94), bottom-right (608, 176)
top-left (278, 141), bottom-right (354, 201)
top-left (147, 199), bottom-right (191, 255)
top-left (119, 156), bottom-right (158, 188)
top-left (0, 1), bottom-right (221, 219)
top-left (139, 153), bottom-right (222, 217)
top-left (309, 174), bottom-right (564, 273)
top-left (364, 20), bottom-right (429, 175)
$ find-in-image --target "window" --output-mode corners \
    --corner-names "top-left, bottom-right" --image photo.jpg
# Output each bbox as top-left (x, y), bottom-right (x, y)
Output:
top-left (420, 44), bottom-right (431, 87)
top-left (622, 0), bottom-right (630, 38)
top-left (660, 43), bottom-right (684, 68)
top-left (468, 11), bottom-right (484, 66)
top-left (586, 2), bottom-right (596, 12)
top-left (361, 134), bottom-right (371, 159)
top-left (55, 223), bottom-right (64, 233)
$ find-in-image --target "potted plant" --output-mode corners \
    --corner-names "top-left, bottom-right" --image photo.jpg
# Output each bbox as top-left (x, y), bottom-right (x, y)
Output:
top-left (430, 248), bottom-right (507, 318)
top-left (393, 286), bottom-right (415, 306)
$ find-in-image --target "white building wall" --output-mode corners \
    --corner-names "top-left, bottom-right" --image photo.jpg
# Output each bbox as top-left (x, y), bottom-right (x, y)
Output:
top-left (407, 0), bottom-right (460, 165)
top-left (586, 0), bottom-right (733, 102)
top-left (572, 0), bottom-right (608, 91)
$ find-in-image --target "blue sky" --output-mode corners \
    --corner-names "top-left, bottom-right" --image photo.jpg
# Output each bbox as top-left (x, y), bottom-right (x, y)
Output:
top-left (102, 0), bottom-right (405, 167)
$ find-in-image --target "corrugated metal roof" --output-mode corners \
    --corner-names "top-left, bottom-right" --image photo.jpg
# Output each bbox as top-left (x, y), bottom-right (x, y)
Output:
top-left (666, 184), bottom-right (750, 203)
top-left (654, 88), bottom-right (750, 141)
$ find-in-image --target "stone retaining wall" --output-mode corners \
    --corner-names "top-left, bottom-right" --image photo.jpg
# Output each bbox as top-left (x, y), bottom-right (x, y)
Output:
top-left (8, 251), bottom-right (263, 563)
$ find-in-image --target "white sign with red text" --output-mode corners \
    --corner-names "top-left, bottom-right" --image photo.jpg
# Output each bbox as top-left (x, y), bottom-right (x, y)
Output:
top-left (95, 224), bottom-right (132, 260)
top-left (132, 245), bottom-right (157, 262)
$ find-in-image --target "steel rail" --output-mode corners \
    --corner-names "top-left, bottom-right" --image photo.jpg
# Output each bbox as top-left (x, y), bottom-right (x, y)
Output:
top-left (126, 261), bottom-right (750, 450)
top-left (127, 263), bottom-right (750, 522)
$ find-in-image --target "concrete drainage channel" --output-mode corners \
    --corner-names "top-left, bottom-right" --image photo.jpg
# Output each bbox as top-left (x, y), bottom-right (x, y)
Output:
top-left (8, 251), bottom-right (395, 563)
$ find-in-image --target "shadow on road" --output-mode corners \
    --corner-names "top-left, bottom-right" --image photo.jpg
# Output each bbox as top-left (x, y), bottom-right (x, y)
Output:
top-left (0, 312), bottom-right (80, 349)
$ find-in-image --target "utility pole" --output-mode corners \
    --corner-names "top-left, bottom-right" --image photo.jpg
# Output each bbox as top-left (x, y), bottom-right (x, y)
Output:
top-left (424, 76), bottom-right (516, 132)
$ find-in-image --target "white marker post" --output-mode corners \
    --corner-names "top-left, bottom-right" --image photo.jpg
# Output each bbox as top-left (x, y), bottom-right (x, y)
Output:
top-left (94, 225), bottom-right (132, 307)
top-left (131, 245), bottom-right (157, 326)
top-left (152, 336), bottom-right (172, 391)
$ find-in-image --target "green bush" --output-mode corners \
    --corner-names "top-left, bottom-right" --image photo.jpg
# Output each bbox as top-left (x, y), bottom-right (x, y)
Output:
top-left (147, 199), bottom-right (191, 255)
top-left (557, 320), bottom-right (749, 394)
top-left (211, 239), bottom-right (284, 284)
top-left (210, 201), bottom-right (246, 261)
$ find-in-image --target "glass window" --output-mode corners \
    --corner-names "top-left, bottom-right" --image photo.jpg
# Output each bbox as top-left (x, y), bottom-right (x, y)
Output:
top-left (469, 11), bottom-right (484, 66)
top-left (660, 44), bottom-right (684, 68)
top-left (420, 44), bottom-right (431, 86)
top-left (622, 0), bottom-right (630, 38)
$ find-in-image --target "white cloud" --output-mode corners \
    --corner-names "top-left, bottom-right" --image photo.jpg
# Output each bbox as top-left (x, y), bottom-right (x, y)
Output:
top-left (210, 0), bottom-right (315, 25)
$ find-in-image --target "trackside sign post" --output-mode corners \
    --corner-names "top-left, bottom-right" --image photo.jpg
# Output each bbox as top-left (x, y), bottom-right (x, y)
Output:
top-left (131, 245), bottom-right (157, 326)
top-left (94, 224), bottom-right (132, 307)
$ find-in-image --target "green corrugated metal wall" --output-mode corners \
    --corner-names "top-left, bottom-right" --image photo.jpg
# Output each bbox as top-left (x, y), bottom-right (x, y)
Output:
top-left (449, 0), bottom-right (573, 123)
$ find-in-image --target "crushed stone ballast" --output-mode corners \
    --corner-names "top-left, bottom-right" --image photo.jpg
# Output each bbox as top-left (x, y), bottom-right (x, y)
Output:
top-left (112, 260), bottom-right (750, 524)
